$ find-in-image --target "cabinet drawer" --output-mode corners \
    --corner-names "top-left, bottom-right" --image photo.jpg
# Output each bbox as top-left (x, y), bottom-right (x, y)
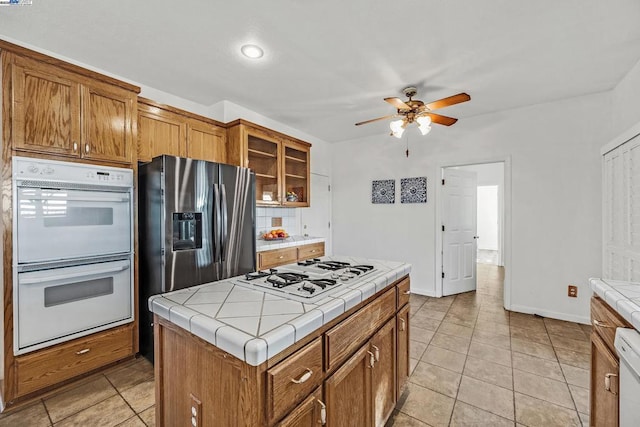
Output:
top-left (325, 287), bottom-right (396, 372)
top-left (297, 243), bottom-right (325, 260)
top-left (15, 325), bottom-right (133, 397)
top-left (591, 296), bottom-right (631, 351)
top-left (258, 247), bottom-right (298, 270)
top-left (396, 276), bottom-right (410, 308)
top-left (267, 337), bottom-right (323, 423)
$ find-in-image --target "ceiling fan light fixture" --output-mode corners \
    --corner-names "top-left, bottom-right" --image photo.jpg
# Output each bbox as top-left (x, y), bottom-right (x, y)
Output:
top-left (390, 119), bottom-right (406, 138)
top-left (416, 116), bottom-right (432, 135)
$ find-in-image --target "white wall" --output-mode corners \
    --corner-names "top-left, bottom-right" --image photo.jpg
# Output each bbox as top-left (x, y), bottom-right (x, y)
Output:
top-left (612, 58), bottom-right (640, 134)
top-left (477, 186), bottom-right (499, 251)
top-left (332, 91), bottom-right (611, 323)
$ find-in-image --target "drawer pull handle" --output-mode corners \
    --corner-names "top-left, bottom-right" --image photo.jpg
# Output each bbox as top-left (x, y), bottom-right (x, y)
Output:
top-left (311, 250), bottom-right (316, 252)
top-left (400, 318), bottom-right (406, 331)
top-left (367, 351), bottom-right (375, 368)
top-left (76, 348), bottom-right (90, 355)
top-left (290, 368), bottom-right (313, 384)
top-left (371, 344), bottom-right (380, 362)
top-left (404, 290), bottom-right (411, 295)
top-left (605, 373), bottom-right (618, 395)
top-left (278, 256), bottom-right (284, 259)
top-left (593, 319), bottom-right (615, 329)
top-left (317, 399), bottom-right (327, 425)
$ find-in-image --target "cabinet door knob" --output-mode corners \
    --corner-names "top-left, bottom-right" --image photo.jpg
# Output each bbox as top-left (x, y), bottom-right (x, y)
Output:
top-left (593, 319), bottom-right (615, 329)
top-left (85, 144), bottom-right (90, 153)
top-left (76, 348), bottom-right (90, 355)
top-left (278, 255), bottom-right (284, 259)
top-left (290, 368), bottom-right (313, 384)
top-left (371, 344), bottom-right (380, 362)
top-left (404, 290), bottom-right (411, 295)
top-left (400, 318), bottom-right (406, 331)
top-left (367, 350), bottom-right (375, 368)
top-left (73, 141), bottom-right (78, 152)
top-left (317, 399), bottom-right (327, 425)
top-left (605, 373), bottom-right (618, 395)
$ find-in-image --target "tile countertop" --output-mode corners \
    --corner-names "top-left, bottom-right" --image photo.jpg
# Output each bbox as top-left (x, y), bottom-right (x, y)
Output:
top-left (255, 235), bottom-right (325, 252)
top-left (149, 256), bottom-right (410, 366)
top-left (590, 278), bottom-right (640, 331)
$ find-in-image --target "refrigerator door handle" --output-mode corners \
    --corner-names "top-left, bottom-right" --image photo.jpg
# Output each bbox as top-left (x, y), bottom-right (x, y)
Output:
top-left (220, 184), bottom-right (228, 262)
top-left (213, 183), bottom-right (222, 263)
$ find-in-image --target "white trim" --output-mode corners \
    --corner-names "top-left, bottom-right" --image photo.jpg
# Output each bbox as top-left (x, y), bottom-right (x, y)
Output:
top-left (410, 290), bottom-right (437, 298)
top-left (601, 120), bottom-right (640, 155)
top-left (510, 304), bottom-right (591, 325)
top-left (435, 157), bottom-right (512, 310)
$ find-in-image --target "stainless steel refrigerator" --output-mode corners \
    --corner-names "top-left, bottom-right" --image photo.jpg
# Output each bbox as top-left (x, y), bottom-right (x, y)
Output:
top-left (138, 155), bottom-right (256, 360)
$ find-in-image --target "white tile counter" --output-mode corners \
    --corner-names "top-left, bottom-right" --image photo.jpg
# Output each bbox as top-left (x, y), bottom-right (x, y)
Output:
top-left (149, 256), bottom-right (410, 366)
top-left (590, 278), bottom-right (640, 331)
top-left (256, 235), bottom-right (325, 252)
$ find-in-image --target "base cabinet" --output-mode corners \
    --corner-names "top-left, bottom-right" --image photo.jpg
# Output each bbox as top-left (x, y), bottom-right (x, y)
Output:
top-left (258, 242), bottom-right (325, 270)
top-left (590, 329), bottom-right (619, 427)
top-left (276, 388), bottom-right (325, 427)
top-left (396, 304), bottom-right (410, 396)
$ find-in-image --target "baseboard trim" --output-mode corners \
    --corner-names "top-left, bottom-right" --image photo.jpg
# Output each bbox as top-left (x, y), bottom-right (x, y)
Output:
top-left (509, 304), bottom-right (590, 325)
top-left (410, 289), bottom-right (436, 298)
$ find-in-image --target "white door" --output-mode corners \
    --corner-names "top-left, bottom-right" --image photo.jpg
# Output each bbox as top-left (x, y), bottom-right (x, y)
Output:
top-left (300, 173), bottom-right (331, 254)
top-left (442, 169), bottom-right (478, 295)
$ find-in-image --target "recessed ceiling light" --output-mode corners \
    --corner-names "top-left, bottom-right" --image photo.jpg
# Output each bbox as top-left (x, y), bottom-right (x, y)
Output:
top-left (241, 44), bottom-right (264, 59)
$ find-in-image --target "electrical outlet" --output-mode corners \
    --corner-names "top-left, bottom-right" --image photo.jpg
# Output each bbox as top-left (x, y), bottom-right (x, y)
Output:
top-left (190, 394), bottom-right (202, 427)
top-left (271, 217), bottom-right (282, 227)
top-left (568, 285), bottom-right (578, 298)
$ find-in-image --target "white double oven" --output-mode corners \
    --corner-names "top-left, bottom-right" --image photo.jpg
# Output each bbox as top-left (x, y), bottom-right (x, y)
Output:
top-left (13, 157), bottom-right (134, 355)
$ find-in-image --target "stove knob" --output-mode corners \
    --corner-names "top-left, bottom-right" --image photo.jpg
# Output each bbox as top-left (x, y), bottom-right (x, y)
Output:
top-left (28, 165), bottom-right (39, 174)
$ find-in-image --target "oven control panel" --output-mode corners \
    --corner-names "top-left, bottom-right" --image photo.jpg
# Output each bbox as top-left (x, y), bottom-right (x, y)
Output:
top-left (13, 156), bottom-right (133, 187)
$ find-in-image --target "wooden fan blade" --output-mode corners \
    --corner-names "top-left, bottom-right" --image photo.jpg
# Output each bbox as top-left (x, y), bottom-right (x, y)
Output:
top-left (425, 93), bottom-right (470, 110)
top-left (425, 113), bottom-right (458, 126)
top-left (355, 114), bottom-right (396, 126)
top-left (384, 97), bottom-right (411, 110)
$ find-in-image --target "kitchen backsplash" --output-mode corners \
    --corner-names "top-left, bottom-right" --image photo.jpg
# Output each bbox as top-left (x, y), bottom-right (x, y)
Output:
top-left (256, 207), bottom-right (301, 236)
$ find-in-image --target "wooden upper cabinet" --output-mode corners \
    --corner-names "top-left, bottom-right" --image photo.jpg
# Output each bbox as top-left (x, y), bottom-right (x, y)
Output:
top-left (6, 52), bottom-right (137, 164)
top-left (227, 119), bottom-right (311, 207)
top-left (137, 98), bottom-right (226, 164)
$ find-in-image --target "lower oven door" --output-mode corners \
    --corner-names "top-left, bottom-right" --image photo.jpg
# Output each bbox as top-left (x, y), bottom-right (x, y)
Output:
top-left (16, 258), bottom-right (133, 354)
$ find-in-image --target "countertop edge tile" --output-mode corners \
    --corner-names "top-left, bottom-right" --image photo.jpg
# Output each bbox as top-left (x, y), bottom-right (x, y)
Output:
top-left (590, 278), bottom-right (640, 332)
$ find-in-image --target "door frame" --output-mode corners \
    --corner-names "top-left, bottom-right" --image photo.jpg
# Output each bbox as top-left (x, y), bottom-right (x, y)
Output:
top-left (435, 157), bottom-right (512, 310)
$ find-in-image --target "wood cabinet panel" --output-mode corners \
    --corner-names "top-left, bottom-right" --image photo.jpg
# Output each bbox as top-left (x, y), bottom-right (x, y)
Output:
top-left (396, 304), bottom-right (410, 397)
top-left (325, 344), bottom-right (372, 427)
top-left (258, 247), bottom-right (298, 270)
top-left (267, 337), bottom-right (323, 423)
top-left (396, 277), bottom-right (411, 308)
top-left (591, 332), bottom-right (619, 427)
top-left (297, 243), bottom-right (325, 260)
top-left (186, 121), bottom-right (226, 163)
top-left (137, 111), bottom-right (186, 161)
top-left (15, 325), bottom-right (133, 397)
top-left (276, 387), bottom-right (324, 427)
top-left (371, 319), bottom-right (396, 427)
top-left (591, 295), bottom-right (631, 351)
top-left (325, 288), bottom-right (396, 371)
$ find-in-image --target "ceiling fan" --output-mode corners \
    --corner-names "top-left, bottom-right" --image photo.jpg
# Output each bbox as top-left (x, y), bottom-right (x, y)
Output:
top-left (355, 87), bottom-right (471, 138)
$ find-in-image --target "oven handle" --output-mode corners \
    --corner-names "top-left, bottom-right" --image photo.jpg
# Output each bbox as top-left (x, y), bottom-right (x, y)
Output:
top-left (20, 195), bottom-right (130, 203)
top-left (19, 264), bottom-right (130, 285)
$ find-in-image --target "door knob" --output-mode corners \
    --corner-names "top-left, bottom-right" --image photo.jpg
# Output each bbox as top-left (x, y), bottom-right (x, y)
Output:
top-left (473, 236), bottom-right (479, 239)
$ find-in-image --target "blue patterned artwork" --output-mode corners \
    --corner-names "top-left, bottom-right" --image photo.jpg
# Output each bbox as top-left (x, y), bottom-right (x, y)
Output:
top-left (371, 179), bottom-right (395, 204)
top-left (401, 177), bottom-right (427, 203)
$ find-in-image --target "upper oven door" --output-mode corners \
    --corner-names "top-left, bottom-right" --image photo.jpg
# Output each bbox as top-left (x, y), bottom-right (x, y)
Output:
top-left (16, 186), bottom-right (132, 263)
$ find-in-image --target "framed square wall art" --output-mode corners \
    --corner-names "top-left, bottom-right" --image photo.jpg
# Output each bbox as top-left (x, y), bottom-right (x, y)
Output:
top-left (372, 179), bottom-right (395, 204)
top-left (400, 177), bottom-right (427, 203)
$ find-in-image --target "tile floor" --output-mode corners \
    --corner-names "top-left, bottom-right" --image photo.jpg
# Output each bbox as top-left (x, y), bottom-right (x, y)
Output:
top-left (2, 263), bottom-right (590, 427)
top-left (0, 357), bottom-right (155, 426)
top-left (388, 263), bottom-right (591, 427)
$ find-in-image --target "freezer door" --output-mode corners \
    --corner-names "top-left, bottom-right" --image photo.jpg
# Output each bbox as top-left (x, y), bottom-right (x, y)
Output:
top-left (218, 164), bottom-right (256, 279)
top-left (162, 156), bottom-right (218, 291)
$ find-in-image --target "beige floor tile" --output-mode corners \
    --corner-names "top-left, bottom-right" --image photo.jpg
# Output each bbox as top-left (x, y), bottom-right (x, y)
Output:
top-left (549, 334), bottom-right (590, 354)
top-left (509, 315), bottom-right (546, 333)
top-left (555, 347), bottom-right (590, 370)
top-left (398, 382), bottom-right (455, 427)
top-left (415, 308), bottom-right (447, 321)
top-left (438, 322), bottom-right (474, 339)
top-left (456, 375), bottom-right (514, 420)
top-left (477, 310), bottom-right (510, 325)
top-left (512, 352), bottom-right (564, 381)
top-left (560, 363), bottom-right (589, 389)
top-left (463, 355), bottom-right (513, 389)
top-left (0, 401), bottom-right (51, 427)
top-left (411, 315), bottom-right (443, 332)
top-left (544, 321), bottom-right (588, 340)
top-left (510, 326), bottom-right (551, 345)
top-left (138, 407), bottom-right (155, 427)
top-left (410, 358), bottom-right (420, 375)
top-left (513, 369), bottom-right (574, 409)
top-left (120, 380), bottom-right (155, 413)
top-left (54, 395), bottom-right (135, 427)
top-left (410, 340), bottom-right (429, 360)
top-left (578, 412), bottom-right (590, 427)
top-left (580, 324), bottom-right (592, 336)
top-left (569, 385), bottom-right (589, 415)
top-left (468, 341), bottom-right (511, 367)
top-left (410, 294), bottom-right (429, 306)
top-left (511, 338), bottom-right (557, 361)
top-left (430, 332), bottom-right (471, 355)
top-left (409, 361), bottom-right (462, 398)
top-left (410, 325), bottom-right (436, 344)
top-left (475, 320), bottom-right (510, 337)
top-left (515, 392), bottom-right (581, 427)
top-left (471, 329), bottom-right (511, 350)
top-left (421, 345), bottom-right (467, 373)
top-left (116, 416), bottom-right (146, 426)
top-left (45, 376), bottom-right (117, 423)
top-left (443, 313), bottom-right (477, 329)
top-left (387, 412), bottom-right (431, 426)
top-left (106, 361), bottom-right (154, 393)
top-left (450, 401), bottom-right (514, 427)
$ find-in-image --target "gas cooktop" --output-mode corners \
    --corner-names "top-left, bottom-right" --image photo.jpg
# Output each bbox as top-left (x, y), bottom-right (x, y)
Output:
top-left (234, 259), bottom-right (378, 302)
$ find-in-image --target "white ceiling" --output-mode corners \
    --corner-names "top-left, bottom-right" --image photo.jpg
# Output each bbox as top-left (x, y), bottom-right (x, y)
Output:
top-left (1, 0), bottom-right (640, 142)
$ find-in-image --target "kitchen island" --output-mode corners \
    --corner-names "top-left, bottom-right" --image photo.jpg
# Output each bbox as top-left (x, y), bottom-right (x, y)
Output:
top-left (149, 256), bottom-right (411, 426)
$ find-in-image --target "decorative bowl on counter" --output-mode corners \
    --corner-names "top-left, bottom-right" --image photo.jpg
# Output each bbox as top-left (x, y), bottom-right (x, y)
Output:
top-left (261, 229), bottom-right (289, 240)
